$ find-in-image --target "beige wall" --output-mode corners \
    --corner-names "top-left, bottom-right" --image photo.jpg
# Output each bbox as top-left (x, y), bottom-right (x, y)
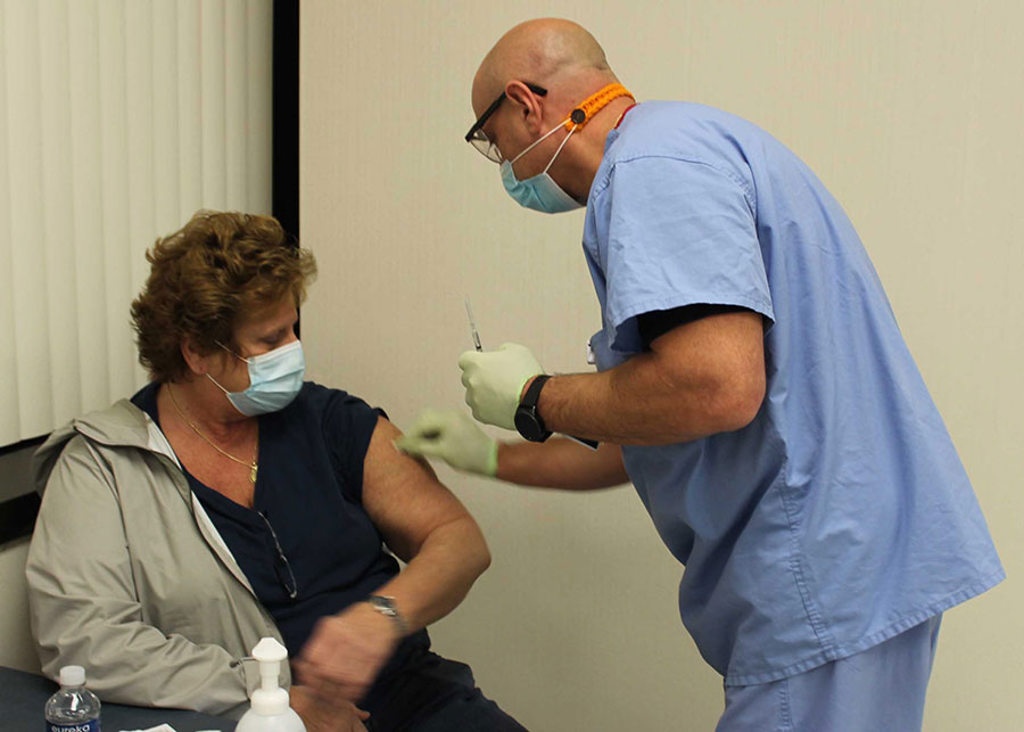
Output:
top-left (301, 2), bottom-right (1022, 730)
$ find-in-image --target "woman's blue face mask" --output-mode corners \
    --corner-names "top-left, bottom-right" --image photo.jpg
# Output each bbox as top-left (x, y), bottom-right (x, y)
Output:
top-left (500, 116), bottom-right (582, 214)
top-left (207, 339), bottom-right (305, 416)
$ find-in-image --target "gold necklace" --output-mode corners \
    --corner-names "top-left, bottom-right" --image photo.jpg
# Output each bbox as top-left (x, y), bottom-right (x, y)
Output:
top-left (166, 382), bottom-right (259, 484)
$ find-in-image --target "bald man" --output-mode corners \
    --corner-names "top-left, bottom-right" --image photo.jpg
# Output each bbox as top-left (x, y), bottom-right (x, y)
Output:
top-left (398, 18), bottom-right (1003, 732)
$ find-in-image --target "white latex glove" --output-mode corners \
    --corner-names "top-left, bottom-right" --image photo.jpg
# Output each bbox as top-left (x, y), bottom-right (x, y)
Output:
top-left (394, 409), bottom-right (499, 476)
top-left (458, 342), bottom-right (544, 430)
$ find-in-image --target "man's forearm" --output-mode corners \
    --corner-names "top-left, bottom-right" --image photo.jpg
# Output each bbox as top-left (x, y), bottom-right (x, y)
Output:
top-left (518, 311), bottom-right (766, 445)
top-left (496, 438), bottom-right (628, 490)
top-left (535, 352), bottom-right (763, 445)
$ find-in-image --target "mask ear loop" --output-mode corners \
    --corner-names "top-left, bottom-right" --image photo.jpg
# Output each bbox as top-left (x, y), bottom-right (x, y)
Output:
top-left (539, 101), bottom-right (605, 175)
top-left (508, 120), bottom-right (570, 166)
top-left (209, 340), bottom-right (251, 396)
top-left (541, 123), bottom-right (579, 174)
top-left (206, 372), bottom-right (233, 396)
top-left (215, 339), bottom-right (251, 364)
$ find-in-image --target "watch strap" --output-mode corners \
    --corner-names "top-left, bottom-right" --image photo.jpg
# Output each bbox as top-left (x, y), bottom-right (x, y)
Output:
top-left (520, 374), bottom-right (549, 411)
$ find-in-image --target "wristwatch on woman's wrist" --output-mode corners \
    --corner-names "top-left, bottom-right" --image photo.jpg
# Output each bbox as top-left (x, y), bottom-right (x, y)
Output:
top-left (366, 595), bottom-right (409, 636)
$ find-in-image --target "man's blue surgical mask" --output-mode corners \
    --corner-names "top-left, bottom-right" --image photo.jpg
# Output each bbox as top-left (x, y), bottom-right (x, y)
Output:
top-left (208, 340), bottom-right (305, 416)
top-left (500, 118), bottom-right (582, 214)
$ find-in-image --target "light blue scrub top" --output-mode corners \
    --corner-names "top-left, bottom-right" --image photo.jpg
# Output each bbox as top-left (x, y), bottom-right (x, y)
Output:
top-left (582, 101), bottom-right (1004, 686)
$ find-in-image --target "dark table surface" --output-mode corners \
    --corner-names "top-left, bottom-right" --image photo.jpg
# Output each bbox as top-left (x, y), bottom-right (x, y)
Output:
top-left (1, 665), bottom-right (235, 731)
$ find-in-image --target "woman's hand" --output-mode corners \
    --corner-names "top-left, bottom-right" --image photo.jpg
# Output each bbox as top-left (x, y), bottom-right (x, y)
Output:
top-left (289, 684), bottom-right (369, 732)
top-left (296, 601), bottom-right (402, 703)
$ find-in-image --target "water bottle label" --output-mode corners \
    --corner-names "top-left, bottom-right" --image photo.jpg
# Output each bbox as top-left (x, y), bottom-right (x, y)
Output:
top-left (46, 721), bottom-right (100, 732)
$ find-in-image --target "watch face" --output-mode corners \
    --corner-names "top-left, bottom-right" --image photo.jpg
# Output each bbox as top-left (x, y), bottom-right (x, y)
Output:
top-left (515, 407), bottom-right (545, 442)
top-left (369, 596), bottom-right (394, 611)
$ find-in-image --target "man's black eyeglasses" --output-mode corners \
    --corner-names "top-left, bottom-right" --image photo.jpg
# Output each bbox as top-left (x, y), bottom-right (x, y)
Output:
top-left (465, 83), bottom-right (548, 163)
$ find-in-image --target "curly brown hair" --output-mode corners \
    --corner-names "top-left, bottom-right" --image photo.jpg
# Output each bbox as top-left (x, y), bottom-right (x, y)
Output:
top-left (130, 210), bottom-right (317, 383)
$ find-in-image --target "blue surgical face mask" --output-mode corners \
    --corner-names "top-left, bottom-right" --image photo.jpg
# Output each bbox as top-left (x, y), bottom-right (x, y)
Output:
top-left (207, 340), bottom-right (305, 416)
top-left (500, 118), bottom-right (582, 214)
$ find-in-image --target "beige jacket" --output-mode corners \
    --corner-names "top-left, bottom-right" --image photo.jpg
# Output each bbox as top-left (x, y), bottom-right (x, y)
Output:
top-left (26, 398), bottom-right (289, 718)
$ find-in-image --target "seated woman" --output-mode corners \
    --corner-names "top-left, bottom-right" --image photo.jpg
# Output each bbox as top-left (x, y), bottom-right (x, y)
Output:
top-left (26, 211), bottom-right (524, 732)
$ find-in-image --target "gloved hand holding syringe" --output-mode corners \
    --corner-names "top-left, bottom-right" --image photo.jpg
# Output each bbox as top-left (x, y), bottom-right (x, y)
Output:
top-left (396, 297), bottom-right (598, 475)
top-left (434, 298), bottom-right (600, 445)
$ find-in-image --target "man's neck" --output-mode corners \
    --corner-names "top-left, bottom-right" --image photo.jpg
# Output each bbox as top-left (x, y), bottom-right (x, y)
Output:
top-left (572, 95), bottom-right (637, 199)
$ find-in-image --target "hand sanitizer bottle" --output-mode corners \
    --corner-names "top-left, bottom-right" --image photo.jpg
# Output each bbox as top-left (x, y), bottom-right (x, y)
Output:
top-left (44, 665), bottom-right (102, 731)
top-left (235, 637), bottom-right (306, 732)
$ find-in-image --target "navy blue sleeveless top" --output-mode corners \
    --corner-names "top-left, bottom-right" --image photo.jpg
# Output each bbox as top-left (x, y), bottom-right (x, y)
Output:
top-left (133, 381), bottom-right (429, 662)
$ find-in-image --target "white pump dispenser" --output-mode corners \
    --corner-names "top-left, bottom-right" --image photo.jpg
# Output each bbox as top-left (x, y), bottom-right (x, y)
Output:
top-left (235, 637), bottom-right (306, 731)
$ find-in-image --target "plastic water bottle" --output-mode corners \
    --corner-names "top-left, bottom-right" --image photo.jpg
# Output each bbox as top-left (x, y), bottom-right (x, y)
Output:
top-left (44, 665), bottom-right (102, 732)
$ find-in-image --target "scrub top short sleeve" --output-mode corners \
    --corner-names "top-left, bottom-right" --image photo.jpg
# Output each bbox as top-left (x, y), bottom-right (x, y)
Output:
top-left (598, 156), bottom-right (774, 353)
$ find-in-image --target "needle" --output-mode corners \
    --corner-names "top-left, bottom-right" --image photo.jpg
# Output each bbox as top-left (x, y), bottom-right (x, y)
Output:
top-left (464, 297), bottom-right (483, 352)
top-left (411, 297), bottom-right (483, 441)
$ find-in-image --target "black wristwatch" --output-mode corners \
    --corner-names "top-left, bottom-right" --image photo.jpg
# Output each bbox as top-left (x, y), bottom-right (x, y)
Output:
top-left (514, 375), bottom-right (553, 442)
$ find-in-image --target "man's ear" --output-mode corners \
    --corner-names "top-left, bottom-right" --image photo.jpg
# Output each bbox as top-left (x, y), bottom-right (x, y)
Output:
top-left (505, 80), bottom-right (546, 134)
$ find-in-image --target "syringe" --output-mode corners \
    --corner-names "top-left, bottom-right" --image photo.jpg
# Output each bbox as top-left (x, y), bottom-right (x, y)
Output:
top-left (462, 296), bottom-right (597, 450)
top-left (464, 297), bottom-right (483, 352)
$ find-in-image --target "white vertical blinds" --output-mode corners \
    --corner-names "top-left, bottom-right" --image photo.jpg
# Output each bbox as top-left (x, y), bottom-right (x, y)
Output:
top-left (0, 0), bottom-right (274, 446)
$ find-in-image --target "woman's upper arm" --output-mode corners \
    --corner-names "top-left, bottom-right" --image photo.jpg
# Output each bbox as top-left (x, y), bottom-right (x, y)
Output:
top-left (28, 440), bottom-right (134, 599)
top-left (360, 416), bottom-right (480, 563)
